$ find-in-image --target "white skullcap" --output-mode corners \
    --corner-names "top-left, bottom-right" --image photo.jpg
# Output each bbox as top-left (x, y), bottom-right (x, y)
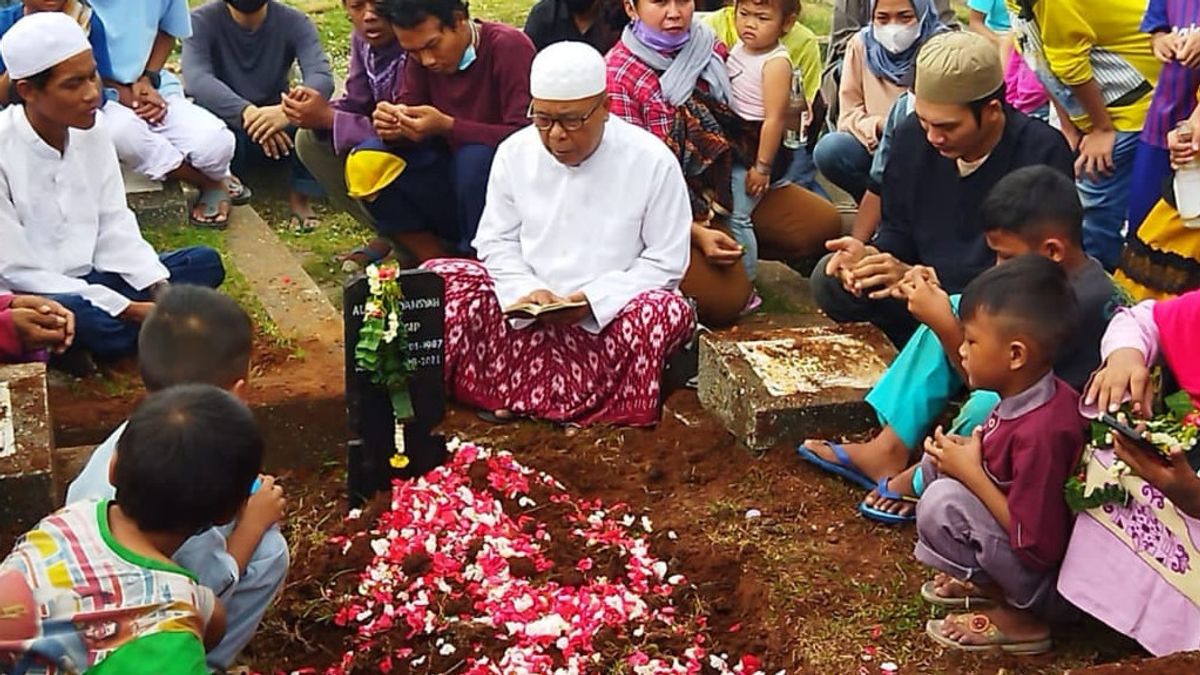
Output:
top-left (530, 41), bottom-right (606, 101)
top-left (0, 12), bottom-right (91, 80)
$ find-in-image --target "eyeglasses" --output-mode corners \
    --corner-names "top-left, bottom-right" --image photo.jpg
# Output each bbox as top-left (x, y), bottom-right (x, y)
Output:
top-left (526, 99), bottom-right (604, 132)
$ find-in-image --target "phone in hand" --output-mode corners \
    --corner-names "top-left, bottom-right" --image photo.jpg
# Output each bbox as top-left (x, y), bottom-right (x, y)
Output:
top-left (1098, 412), bottom-right (1171, 462)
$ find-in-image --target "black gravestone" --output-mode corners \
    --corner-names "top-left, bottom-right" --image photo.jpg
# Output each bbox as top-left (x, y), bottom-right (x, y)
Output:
top-left (344, 269), bottom-right (447, 507)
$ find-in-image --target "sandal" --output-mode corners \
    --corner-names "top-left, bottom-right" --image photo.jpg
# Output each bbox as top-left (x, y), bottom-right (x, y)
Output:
top-left (919, 578), bottom-right (992, 609)
top-left (477, 410), bottom-right (517, 424)
top-left (287, 211), bottom-right (321, 234)
top-left (796, 440), bottom-right (875, 490)
top-left (189, 187), bottom-right (231, 228)
top-left (226, 177), bottom-right (253, 205)
top-left (926, 613), bottom-right (1051, 655)
top-left (858, 476), bottom-right (918, 525)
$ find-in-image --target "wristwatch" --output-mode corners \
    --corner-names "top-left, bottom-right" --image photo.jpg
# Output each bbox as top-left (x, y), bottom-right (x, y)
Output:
top-left (141, 69), bottom-right (162, 89)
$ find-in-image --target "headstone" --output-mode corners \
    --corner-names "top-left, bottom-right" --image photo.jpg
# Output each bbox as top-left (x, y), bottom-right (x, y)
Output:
top-left (698, 324), bottom-right (897, 451)
top-left (0, 363), bottom-right (54, 530)
top-left (344, 270), bottom-right (447, 506)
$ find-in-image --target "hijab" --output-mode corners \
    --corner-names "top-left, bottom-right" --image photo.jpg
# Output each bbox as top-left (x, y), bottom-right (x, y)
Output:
top-left (860, 0), bottom-right (944, 86)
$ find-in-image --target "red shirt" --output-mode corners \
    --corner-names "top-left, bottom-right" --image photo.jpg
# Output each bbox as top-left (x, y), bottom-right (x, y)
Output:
top-left (981, 373), bottom-right (1085, 571)
top-left (400, 21), bottom-right (534, 149)
top-left (604, 39), bottom-right (727, 141)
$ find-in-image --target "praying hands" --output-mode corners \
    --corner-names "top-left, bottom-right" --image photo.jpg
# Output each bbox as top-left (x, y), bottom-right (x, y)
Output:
top-left (373, 102), bottom-right (454, 142)
top-left (9, 295), bottom-right (74, 353)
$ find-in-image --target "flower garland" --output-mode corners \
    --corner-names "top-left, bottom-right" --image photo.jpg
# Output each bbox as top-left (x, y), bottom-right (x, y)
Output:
top-left (322, 439), bottom-right (769, 674)
top-left (354, 263), bottom-right (416, 469)
top-left (1065, 392), bottom-right (1200, 512)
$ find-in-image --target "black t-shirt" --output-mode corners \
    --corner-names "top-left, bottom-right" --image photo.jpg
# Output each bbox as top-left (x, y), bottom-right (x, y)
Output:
top-left (523, 0), bottom-right (626, 53)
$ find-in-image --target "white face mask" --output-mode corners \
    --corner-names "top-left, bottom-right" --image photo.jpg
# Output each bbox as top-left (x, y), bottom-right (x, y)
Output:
top-left (873, 21), bottom-right (921, 54)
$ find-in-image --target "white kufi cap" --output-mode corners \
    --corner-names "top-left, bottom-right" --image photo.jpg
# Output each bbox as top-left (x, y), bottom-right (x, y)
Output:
top-left (0, 12), bottom-right (91, 80)
top-left (529, 41), bottom-right (606, 101)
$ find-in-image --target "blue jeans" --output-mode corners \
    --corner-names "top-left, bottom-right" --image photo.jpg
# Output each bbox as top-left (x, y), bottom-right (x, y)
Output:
top-left (1078, 129), bottom-right (1140, 271)
top-left (729, 163), bottom-right (762, 281)
top-left (50, 247), bottom-right (225, 359)
top-left (367, 142), bottom-right (495, 254)
top-left (864, 294), bottom-right (998, 451)
top-left (232, 126), bottom-right (324, 198)
top-left (782, 144), bottom-right (830, 199)
top-left (812, 131), bottom-right (872, 202)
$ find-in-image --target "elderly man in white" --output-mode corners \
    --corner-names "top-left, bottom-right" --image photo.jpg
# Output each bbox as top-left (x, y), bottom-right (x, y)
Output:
top-left (423, 40), bottom-right (695, 427)
top-left (0, 13), bottom-right (224, 365)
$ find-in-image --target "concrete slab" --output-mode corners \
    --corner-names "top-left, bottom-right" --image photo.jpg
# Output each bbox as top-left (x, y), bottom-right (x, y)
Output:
top-left (0, 363), bottom-right (55, 528)
top-left (122, 165), bottom-right (187, 228)
top-left (698, 324), bottom-right (896, 451)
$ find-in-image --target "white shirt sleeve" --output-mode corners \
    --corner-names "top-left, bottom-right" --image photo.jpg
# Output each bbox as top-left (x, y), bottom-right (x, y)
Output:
top-left (89, 135), bottom-right (169, 295)
top-left (473, 146), bottom-right (551, 310)
top-left (0, 179), bottom-right (132, 317)
top-left (578, 154), bottom-right (692, 332)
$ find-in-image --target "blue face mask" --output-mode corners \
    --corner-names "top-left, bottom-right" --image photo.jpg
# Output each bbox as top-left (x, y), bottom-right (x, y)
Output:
top-left (458, 42), bottom-right (477, 71)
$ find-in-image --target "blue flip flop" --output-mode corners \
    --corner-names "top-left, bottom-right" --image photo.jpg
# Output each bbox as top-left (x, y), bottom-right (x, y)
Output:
top-left (796, 441), bottom-right (875, 490)
top-left (858, 476), bottom-right (917, 525)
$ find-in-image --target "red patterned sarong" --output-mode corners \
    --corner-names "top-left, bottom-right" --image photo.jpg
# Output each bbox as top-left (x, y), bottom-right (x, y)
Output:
top-left (424, 259), bottom-right (695, 427)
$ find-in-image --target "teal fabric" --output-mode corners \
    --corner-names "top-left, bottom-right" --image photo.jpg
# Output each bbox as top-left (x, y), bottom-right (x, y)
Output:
top-left (864, 294), bottom-right (999, 450)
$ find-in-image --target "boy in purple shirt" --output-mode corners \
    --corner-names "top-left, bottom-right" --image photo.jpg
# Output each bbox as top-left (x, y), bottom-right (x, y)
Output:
top-left (368, 0), bottom-right (534, 260)
top-left (908, 255), bottom-right (1086, 654)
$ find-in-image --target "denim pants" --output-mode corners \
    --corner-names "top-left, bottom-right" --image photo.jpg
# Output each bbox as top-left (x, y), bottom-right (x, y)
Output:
top-left (367, 142), bottom-right (495, 254)
top-left (812, 131), bottom-right (873, 202)
top-left (50, 247), bottom-right (225, 359)
top-left (729, 163), bottom-right (763, 281)
top-left (1078, 129), bottom-right (1140, 271)
top-left (232, 126), bottom-right (324, 198)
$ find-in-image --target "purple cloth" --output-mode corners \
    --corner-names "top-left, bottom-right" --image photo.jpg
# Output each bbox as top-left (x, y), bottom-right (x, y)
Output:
top-left (1140, 0), bottom-right (1200, 149)
top-left (1059, 450), bottom-right (1200, 656)
top-left (331, 33), bottom-right (406, 156)
top-left (1004, 49), bottom-right (1049, 115)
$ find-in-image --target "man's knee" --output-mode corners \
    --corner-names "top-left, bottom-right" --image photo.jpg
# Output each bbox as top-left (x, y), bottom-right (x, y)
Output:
top-left (454, 144), bottom-right (495, 191)
top-left (163, 246), bottom-right (226, 288)
top-left (294, 128), bottom-right (329, 171)
top-left (188, 125), bottom-right (236, 178)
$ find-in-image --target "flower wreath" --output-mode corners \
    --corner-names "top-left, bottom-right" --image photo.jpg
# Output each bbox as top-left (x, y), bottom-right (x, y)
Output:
top-left (354, 263), bottom-right (416, 469)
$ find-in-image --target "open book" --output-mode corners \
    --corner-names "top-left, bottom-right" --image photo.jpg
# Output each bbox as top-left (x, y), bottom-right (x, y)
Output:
top-left (502, 299), bottom-right (588, 320)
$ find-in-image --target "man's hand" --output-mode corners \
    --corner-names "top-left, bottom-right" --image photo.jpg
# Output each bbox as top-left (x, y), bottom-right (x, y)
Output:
top-left (895, 266), bottom-right (951, 326)
top-left (824, 236), bottom-right (871, 293)
top-left (1112, 434), bottom-right (1200, 517)
top-left (397, 104), bottom-right (453, 140)
top-left (10, 296), bottom-right (73, 352)
top-left (850, 251), bottom-right (909, 299)
top-left (924, 425), bottom-right (985, 484)
top-left (131, 77), bottom-right (167, 125)
top-left (1084, 347), bottom-right (1154, 416)
top-left (694, 226), bottom-right (744, 266)
top-left (745, 166), bottom-right (770, 198)
top-left (244, 103), bottom-right (289, 144)
top-left (282, 85), bottom-right (335, 130)
top-left (372, 102), bottom-right (406, 142)
top-left (259, 130), bottom-right (294, 160)
top-left (119, 301), bottom-right (155, 324)
top-left (1178, 29), bottom-right (1200, 69)
top-left (1152, 31), bottom-right (1181, 63)
top-left (513, 290), bottom-right (591, 326)
top-left (1075, 128), bottom-right (1117, 181)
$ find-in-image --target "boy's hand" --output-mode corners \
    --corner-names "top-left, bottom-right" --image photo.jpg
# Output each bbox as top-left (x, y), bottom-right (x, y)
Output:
top-left (745, 166), bottom-right (770, 198)
top-left (1179, 29), bottom-right (1200, 69)
top-left (1084, 347), bottom-right (1154, 416)
top-left (924, 425), bottom-right (985, 483)
top-left (896, 266), bottom-right (950, 325)
top-left (10, 296), bottom-right (73, 352)
top-left (242, 474), bottom-right (286, 531)
top-left (1152, 31), bottom-right (1180, 63)
top-left (131, 77), bottom-right (167, 125)
top-left (372, 102), bottom-right (406, 142)
top-left (398, 104), bottom-right (453, 139)
top-left (1168, 114), bottom-right (1200, 168)
top-left (1076, 128), bottom-right (1117, 181)
top-left (282, 85), bottom-right (335, 130)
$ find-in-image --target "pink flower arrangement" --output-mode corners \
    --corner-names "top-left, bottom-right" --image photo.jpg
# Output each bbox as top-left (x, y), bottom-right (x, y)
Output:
top-left (320, 439), bottom-right (770, 674)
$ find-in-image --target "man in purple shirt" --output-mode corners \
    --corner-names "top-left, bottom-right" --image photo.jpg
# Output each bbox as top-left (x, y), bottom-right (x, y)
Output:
top-left (289, 1), bottom-right (404, 239)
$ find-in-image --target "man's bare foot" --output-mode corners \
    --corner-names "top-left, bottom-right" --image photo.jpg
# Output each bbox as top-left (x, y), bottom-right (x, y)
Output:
top-left (938, 606), bottom-right (1050, 647)
top-left (862, 463), bottom-right (919, 517)
top-left (801, 426), bottom-right (911, 482)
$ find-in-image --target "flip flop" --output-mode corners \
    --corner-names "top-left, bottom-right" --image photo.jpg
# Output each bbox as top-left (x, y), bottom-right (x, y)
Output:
top-left (226, 177), bottom-right (253, 205)
top-left (925, 614), bottom-right (1051, 655)
top-left (189, 187), bottom-right (231, 229)
top-left (858, 476), bottom-right (917, 525)
top-left (477, 410), bottom-right (517, 424)
top-left (919, 580), bottom-right (992, 609)
top-left (796, 441), bottom-right (875, 490)
top-left (287, 212), bottom-right (321, 234)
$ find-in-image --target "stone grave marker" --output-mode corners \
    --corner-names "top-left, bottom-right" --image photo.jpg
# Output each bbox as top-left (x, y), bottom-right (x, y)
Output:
top-left (0, 363), bottom-right (54, 530)
top-left (698, 324), bottom-right (897, 450)
top-left (344, 270), bottom-right (447, 506)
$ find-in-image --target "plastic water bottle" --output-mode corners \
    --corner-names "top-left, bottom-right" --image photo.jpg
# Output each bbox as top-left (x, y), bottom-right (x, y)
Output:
top-left (783, 69), bottom-right (806, 150)
top-left (1173, 121), bottom-right (1200, 229)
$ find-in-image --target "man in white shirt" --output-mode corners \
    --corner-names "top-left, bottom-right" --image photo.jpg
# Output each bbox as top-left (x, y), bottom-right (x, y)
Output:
top-left (0, 13), bottom-right (224, 363)
top-left (423, 41), bottom-right (695, 427)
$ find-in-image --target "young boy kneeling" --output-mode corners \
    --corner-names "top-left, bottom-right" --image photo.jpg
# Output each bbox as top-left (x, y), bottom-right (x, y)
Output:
top-left (66, 285), bottom-right (287, 670)
top-left (0, 385), bottom-right (264, 674)
top-left (915, 255), bottom-right (1085, 654)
